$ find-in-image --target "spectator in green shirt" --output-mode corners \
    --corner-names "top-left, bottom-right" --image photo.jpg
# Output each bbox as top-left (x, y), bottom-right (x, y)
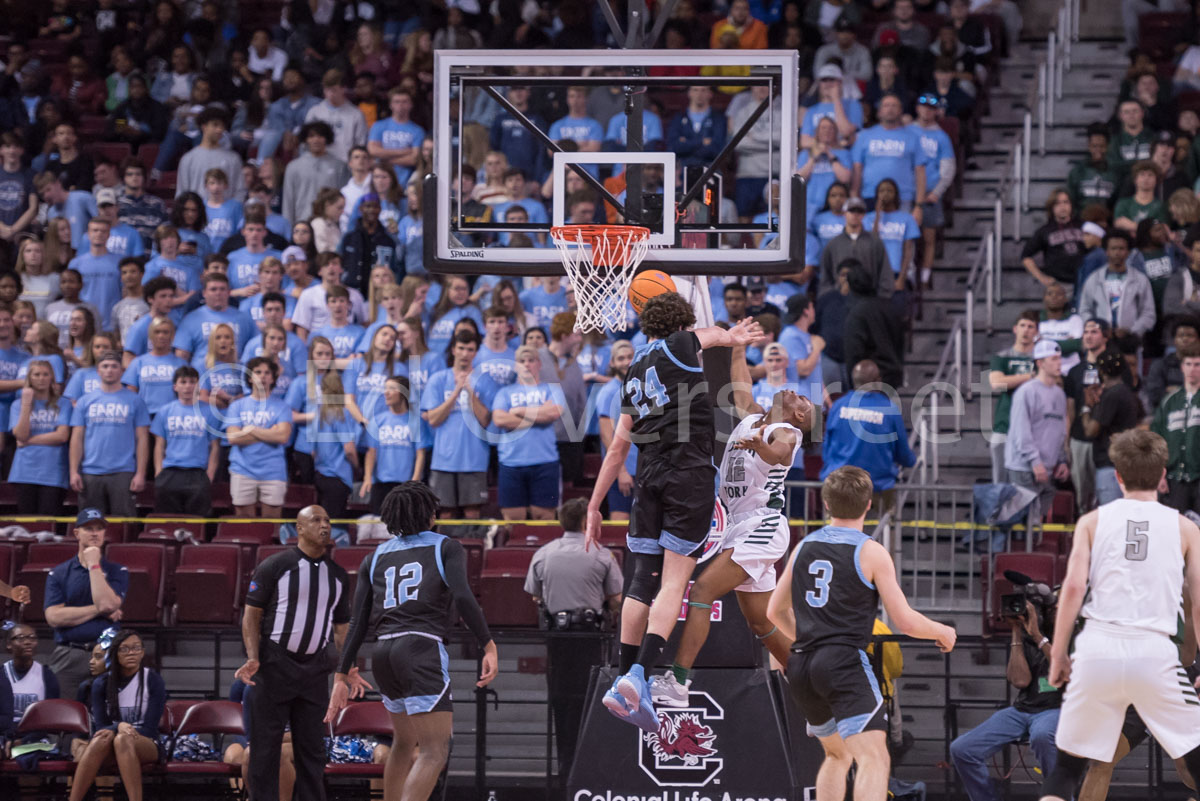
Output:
top-left (1107, 98), bottom-right (1155, 187)
top-left (1067, 123), bottom-right (1117, 212)
top-left (1113, 161), bottom-right (1164, 234)
top-left (986, 308), bottom-right (1038, 483)
top-left (1151, 345), bottom-right (1200, 514)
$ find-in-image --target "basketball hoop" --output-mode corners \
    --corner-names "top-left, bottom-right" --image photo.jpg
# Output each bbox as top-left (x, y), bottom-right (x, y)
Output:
top-left (550, 224), bottom-right (652, 333)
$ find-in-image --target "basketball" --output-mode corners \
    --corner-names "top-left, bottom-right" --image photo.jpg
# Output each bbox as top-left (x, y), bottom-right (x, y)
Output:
top-left (629, 270), bottom-right (677, 314)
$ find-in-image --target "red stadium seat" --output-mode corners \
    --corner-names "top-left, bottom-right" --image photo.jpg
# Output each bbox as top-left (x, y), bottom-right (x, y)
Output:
top-left (165, 701), bottom-right (245, 777)
top-left (326, 702), bottom-right (391, 779)
top-left (256, 544), bottom-right (293, 564)
top-left (16, 543), bottom-right (78, 623)
top-left (135, 142), bottom-right (159, 171)
top-left (506, 523), bottom-right (561, 547)
top-left (105, 544), bottom-right (166, 623)
top-left (283, 484), bottom-right (315, 513)
top-left (1139, 11), bottom-right (1190, 62)
top-left (173, 545), bottom-right (243, 624)
top-left (0, 700), bottom-right (90, 775)
top-left (165, 699), bottom-right (199, 732)
top-left (461, 539), bottom-right (484, 595)
top-left (86, 141), bottom-right (131, 164)
top-left (331, 545), bottom-right (375, 601)
top-left (598, 522), bottom-right (628, 548)
top-left (67, 521), bottom-right (132, 544)
top-left (215, 520), bottom-right (278, 588)
top-left (480, 548), bottom-right (538, 626)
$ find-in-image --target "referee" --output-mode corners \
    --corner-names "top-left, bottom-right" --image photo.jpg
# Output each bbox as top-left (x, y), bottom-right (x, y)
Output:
top-left (235, 505), bottom-right (350, 801)
top-left (524, 498), bottom-right (623, 775)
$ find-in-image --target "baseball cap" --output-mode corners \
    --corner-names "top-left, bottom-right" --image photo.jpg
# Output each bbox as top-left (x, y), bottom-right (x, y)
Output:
top-left (745, 276), bottom-right (766, 292)
top-left (817, 64), bottom-right (843, 81)
top-left (1081, 221), bottom-right (1106, 238)
top-left (359, 192), bottom-right (381, 205)
top-left (1032, 339), bottom-right (1061, 360)
top-left (833, 14), bottom-right (855, 31)
top-left (783, 293), bottom-right (810, 324)
top-left (76, 508), bottom-right (108, 527)
top-left (845, 197), bottom-right (867, 212)
top-left (282, 245), bottom-right (307, 264)
top-left (95, 188), bottom-right (118, 206)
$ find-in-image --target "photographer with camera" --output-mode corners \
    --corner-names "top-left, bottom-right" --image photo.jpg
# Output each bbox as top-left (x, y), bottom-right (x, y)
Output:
top-left (950, 579), bottom-right (1062, 801)
top-left (524, 498), bottom-right (623, 776)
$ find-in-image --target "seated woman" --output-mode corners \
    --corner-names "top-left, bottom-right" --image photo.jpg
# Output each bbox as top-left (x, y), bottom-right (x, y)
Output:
top-left (70, 630), bottom-right (165, 801)
top-left (71, 642), bottom-right (110, 761)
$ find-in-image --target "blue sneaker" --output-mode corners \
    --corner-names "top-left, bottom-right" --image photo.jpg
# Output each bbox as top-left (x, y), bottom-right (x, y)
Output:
top-left (602, 681), bottom-right (632, 719)
top-left (616, 666), bottom-right (660, 734)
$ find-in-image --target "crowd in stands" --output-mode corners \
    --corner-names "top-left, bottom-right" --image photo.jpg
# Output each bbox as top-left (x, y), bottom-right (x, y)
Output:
top-left (0, 0), bottom-right (1014, 527)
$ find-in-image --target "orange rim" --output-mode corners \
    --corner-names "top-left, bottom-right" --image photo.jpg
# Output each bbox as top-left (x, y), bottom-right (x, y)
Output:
top-left (551, 224), bottom-right (651, 267)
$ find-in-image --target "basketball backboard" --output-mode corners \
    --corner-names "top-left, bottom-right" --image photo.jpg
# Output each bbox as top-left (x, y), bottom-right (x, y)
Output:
top-left (424, 49), bottom-right (804, 277)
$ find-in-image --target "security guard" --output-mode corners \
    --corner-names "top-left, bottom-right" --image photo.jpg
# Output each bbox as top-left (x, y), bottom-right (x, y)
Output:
top-left (524, 498), bottom-right (623, 776)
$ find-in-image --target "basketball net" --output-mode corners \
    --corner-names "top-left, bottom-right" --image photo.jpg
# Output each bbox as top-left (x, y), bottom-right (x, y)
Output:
top-left (550, 224), bottom-right (651, 333)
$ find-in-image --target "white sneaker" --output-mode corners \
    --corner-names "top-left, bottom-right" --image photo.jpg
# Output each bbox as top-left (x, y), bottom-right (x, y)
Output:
top-left (649, 672), bottom-right (690, 708)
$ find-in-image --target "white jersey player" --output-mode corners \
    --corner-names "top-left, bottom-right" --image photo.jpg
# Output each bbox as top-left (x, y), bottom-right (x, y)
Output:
top-left (651, 343), bottom-right (814, 707)
top-left (1040, 429), bottom-right (1200, 801)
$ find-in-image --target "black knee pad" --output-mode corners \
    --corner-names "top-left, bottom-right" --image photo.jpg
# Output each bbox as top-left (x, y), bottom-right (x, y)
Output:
top-left (1043, 749), bottom-right (1089, 799)
top-left (625, 551), bottom-right (663, 604)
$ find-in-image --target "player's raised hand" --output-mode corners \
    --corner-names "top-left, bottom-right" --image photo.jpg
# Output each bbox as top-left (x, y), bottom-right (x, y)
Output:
top-left (934, 623), bottom-right (957, 653)
top-left (728, 317), bottom-right (765, 347)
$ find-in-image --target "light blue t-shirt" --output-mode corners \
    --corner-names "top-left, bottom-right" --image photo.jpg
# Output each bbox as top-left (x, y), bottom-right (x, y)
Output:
top-left (596, 377), bottom-right (637, 476)
top-left (863, 209), bottom-right (920, 274)
top-left (395, 214), bottom-right (421, 275)
top-left (285, 376), bottom-right (319, 455)
top-left (778, 325), bottom-right (824, 401)
top-left (605, 111), bottom-right (664, 146)
top-left (240, 291), bottom-right (297, 325)
top-left (174, 306), bottom-right (256, 357)
top-left (808, 210), bottom-right (846, 264)
top-left (310, 322), bottom-right (367, 359)
top-left (64, 366), bottom-right (101, 402)
top-left (421, 368), bottom-right (493, 473)
top-left (473, 343), bottom-right (518, 386)
top-left (194, 356), bottom-right (246, 408)
top-left (17, 354), bottom-right (65, 384)
top-left (225, 395), bottom-right (292, 481)
top-left (366, 408), bottom-right (427, 482)
top-left (426, 305), bottom-right (484, 355)
top-left (151, 400), bottom-right (219, 470)
top-left (204, 199), bottom-right (244, 251)
top-left (909, 122), bottom-right (955, 194)
top-left (851, 124), bottom-right (922, 201)
top-left (144, 254), bottom-right (203, 296)
top-left (69, 388), bottom-right (151, 474)
top-left (519, 286), bottom-right (568, 330)
top-left (549, 115), bottom-right (605, 177)
top-left (765, 280), bottom-right (802, 312)
top-left (69, 252), bottom-right (122, 329)
top-left (241, 332), bottom-right (307, 376)
top-left (101, 223), bottom-right (147, 258)
top-left (343, 357), bottom-right (408, 422)
top-left (176, 228), bottom-right (213, 266)
top-left (7, 398), bottom-right (71, 487)
top-left (48, 191), bottom-right (98, 248)
top-left (122, 353), bottom-right (186, 415)
top-left (797, 148), bottom-right (852, 220)
top-left (227, 247), bottom-right (282, 292)
top-left (368, 118), bottom-right (426, 186)
top-left (801, 102), bottom-right (864, 138)
top-left (312, 409), bottom-right (360, 488)
top-left (0, 346), bottom-right (29, 418)
top-left (492, 382), bottom-right (565, 467)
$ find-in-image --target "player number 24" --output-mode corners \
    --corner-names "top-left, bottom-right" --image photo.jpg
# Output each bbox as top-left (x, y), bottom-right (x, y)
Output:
top-left (1125, 520), bottom-right (1149, 562)
top-left (382, 562), bottom-right (423, 608)
top-left (627, 367), bottom-right (670, 419)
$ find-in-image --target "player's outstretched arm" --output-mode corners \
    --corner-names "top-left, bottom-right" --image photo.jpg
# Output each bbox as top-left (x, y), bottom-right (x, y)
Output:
top-left (863, 540), bottom-right (956, 652)
top-left (767, 544), bottom-right (800, 644)
top-left (695, 317), bottom-right (764, 351)
top-left (1046, 510), bottom-right (1096, 688)
top-left (586, 412), bottom-right (634, 549)
top-left (730, 344), bottom-right (764, 419)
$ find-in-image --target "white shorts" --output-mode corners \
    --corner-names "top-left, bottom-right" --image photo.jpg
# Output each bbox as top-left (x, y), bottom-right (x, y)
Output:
top-left (230, 474), bottom-right (287, 507)
top-left (720, 511), bottom-right (789, 593)
top-left (1056, 622), bottom-right (1200, 760)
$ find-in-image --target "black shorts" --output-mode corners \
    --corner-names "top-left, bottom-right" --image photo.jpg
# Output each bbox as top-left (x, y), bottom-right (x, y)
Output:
top-left (787, 644), bottom-right (887, 740)
top-left (630, 454), bottom-right (717, 557)
top-left (373, 634), bottom-right (452, 715)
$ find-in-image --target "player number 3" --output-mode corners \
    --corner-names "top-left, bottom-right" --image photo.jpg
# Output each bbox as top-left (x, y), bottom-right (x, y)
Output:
top-left (806, 560), bottom-right (833, 607)
top-left (383, 562), bottom-right (423, 608)
top-left (1125, 520), bottom-right (1149, 562)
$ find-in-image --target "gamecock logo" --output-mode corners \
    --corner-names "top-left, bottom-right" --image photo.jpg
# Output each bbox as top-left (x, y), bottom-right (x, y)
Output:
top-left (638, 690), bottom-right (724, 787)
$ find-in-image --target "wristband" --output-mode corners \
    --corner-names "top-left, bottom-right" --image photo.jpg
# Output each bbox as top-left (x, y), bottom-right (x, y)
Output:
top-left (1039, 637), bottom-right (1050, 648)
top-left (89, 564), bottom-right (101, 571)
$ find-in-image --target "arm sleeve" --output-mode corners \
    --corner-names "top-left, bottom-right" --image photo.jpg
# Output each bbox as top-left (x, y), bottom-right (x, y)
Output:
top-left (932, 155), bottom-right (956, 198)
top-left (244, 559), bottom-right (277, 609)
top-left (92, 676), bottom-right (113, 731)
top-left (523, 551), bottom-right (543, 597)
top-left (336, 557), bottom-right (375, 675)
top-left (43, 566), bottom-right (65, 610)
top-left (443, 540), bottom-right (492, 647)
top-left (1007, 388), bottom-right (1042, 469)
top-left (137, 672), bottom-right (166, 740)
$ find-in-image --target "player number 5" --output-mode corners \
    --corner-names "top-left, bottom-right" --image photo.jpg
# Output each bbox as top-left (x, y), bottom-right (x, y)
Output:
top-left (806, 560), bottom-right (833, 608)
top-left (1125, 520), bottom-right (1149, 562)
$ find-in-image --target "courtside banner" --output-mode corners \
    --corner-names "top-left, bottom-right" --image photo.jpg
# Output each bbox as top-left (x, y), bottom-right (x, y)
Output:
top-left (568, 667), bottom-right (821, 801)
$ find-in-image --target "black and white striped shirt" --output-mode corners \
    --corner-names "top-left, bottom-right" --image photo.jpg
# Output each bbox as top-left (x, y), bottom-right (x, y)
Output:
top-left (246, 547), bottom-right (350, 659)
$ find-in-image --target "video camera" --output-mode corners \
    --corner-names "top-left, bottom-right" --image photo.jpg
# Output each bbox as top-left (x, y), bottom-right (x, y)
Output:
top-left (999, 569), bottom-right (1058, 620)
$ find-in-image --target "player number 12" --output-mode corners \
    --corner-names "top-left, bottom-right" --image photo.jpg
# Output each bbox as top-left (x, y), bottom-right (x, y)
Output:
top-left (383, 562), bottom-right (423, 608)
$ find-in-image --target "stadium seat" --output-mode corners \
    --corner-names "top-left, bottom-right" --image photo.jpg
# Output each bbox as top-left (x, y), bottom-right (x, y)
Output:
top-left (165, 699), bottom-right (199, 732)
top-left (480, 548), bottom-right (539, 626)
top-left (257, 544), bottom-right (293, 564)
top-left (165, 701), bottom-right (245, 778)
top-left (283, 484), bottom-right (315, 513)
top-left (461, 539), bottom-right (484, 596)
top-left (106, 544), bottom-right (166, 623)
top-left (325, 702), bottom-right (391, 779)
top-left (331, 545), bottom-right (375, 601)
top-left (0, 700), bottom-right (90, 775)
top-left (582, 452), bottom-right (602, 481)
top-left (598, 522), bottom-right (628, 548)
top-left (1138, 12), bottom-right (1190, 62)
top-left (981, 552), bottom-right (1057, 637)
top-left (215, 520), bottom-right (278, 587)
top-left (87, 141), bottom-right (131, 164)
top-left (135, 142), bottom-right (159, 170)
top-left (67, 521), bottom-right (132, 544)
top-left (506, 523), bottom-right (561, 547)
top-left (16, 543), bottom-right (79, 623)
top-left (173, 545), bottom-right (243, 625)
